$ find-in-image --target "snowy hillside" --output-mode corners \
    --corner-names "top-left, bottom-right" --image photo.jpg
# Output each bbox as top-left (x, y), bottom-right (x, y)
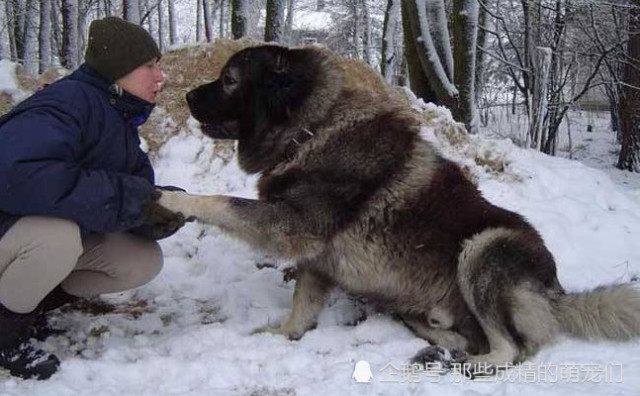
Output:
top-left (1, 60), bottom-right (640, 396)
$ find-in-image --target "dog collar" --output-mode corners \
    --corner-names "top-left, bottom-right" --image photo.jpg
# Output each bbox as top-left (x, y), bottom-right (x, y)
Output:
top-left (284, 127), bottom-right (315, 162)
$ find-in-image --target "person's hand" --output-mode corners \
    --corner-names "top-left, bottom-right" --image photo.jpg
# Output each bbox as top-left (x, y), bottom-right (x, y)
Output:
top-left (130, 187), bottom-right (188, 240)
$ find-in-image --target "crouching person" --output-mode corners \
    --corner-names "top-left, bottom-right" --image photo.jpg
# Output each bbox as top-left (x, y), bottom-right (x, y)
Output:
top-left (0, 17), bottom-right (185, 380)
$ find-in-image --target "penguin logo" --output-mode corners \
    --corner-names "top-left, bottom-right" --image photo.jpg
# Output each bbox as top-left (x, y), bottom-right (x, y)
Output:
top-left (352, 360), bottom-right (373, 383)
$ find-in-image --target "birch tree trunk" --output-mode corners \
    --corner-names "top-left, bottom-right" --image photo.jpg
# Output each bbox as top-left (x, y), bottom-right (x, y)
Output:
top-left (196, 0), bottom-right (202, 42)
top-left (424, 0), bottom-right (453, 81)
top-left (168, 0), bottom-right (177, 44)
top-left (0, 5), bottom-right (7, 59)
top-left (220, 0), bottom-right (227, 38)
top-left (22, 0), bottom-right (38, 75)
top-left (52, 0), bottom-right (62, 61)
top-left (62, 0), bottom-right (79, 69)
top-left (530, 46), bottom-right (551, 150)
top-left (158, 0), bottom-right (165, 51)
top-left (283, 0), bottom-right (296, 44)
top-left (5, 1), bottom-right (18, 61)
top-left (124, 0), bottom-right (140, 24)
top-left (265, 0), bottom-right (285, 43)
top-left (231, 0), bottom-right (248, 39)
top-left (352, 1), bottom-right (362, 59)
top-left (203, 0), bottom-right (213, 42)
top-left (361, 0), bottom-right (373, 65)
top-left (39, 0), bottom-right (52, 73)
top-left (522, 0), bottom-right (536, 147)
top-left (142, 0), bottom-right (155, 39)
top-left (382, 0), bottom-right (401, 83)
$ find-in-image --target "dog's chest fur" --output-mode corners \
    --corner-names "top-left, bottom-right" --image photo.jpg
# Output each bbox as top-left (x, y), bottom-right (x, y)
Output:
top-left (257, 97), bottom-right (464, 314)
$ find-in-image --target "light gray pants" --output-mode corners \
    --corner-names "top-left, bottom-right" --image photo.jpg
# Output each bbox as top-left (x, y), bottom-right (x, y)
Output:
top-left (0, 216), bottom-right (163, 314)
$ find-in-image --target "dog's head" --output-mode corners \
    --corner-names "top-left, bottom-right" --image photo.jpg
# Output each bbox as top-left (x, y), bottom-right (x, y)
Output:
top-left (186, 45), bottom-right (341, 173)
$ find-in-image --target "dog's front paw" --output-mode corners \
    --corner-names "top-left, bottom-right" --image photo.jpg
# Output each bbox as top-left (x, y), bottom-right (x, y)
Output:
top-left (156, 190), bottom-right (185, 213)
top-left (252, 324), bottom-right (306, 340)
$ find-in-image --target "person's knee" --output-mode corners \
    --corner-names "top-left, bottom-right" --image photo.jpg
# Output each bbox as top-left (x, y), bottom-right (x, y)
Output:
top-left (136, 239), bottom-right (164, 285)
top-left (15, 217), bottom-right (82, 271)
top-left (119, 236), bottom-right (164, 288)
top-left (0, 217), bottom-right (82, 312)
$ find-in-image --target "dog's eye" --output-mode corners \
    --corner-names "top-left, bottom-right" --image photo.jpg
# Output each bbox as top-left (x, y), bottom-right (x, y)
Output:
top-left (223, 75), bottom-right (238, 86)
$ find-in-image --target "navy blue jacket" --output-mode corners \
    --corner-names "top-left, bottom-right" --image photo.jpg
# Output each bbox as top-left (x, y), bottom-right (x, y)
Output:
top-left (0, 64), bottom-right (156, 238)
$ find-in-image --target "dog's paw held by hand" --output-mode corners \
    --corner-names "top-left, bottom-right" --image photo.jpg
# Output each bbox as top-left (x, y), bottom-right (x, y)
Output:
top-left (156, 189), bottom-right (187, 215)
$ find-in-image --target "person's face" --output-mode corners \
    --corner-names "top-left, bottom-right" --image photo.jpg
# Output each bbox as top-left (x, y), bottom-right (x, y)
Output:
top-left (115, 58), bottom-right (164, 103)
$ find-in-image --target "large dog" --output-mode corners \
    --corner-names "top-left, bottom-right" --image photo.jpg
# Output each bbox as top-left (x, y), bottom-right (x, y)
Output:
top-left (158, 44), bottom-right (640, 371)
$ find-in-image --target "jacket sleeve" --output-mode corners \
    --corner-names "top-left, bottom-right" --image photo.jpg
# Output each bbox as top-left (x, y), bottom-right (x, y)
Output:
top-left (0, 104), bottom-right (153, 233)
top-left (133, 147), bottom-right (155, 184)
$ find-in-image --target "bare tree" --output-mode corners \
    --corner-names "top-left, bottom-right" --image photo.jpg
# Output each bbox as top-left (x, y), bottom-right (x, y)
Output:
top-left (39, 0), bottom-right (52, 73)
top-left (140, 0), bottom-right (155, 39)
top-left (617, 1), bottom-right (640, 172)
top-left (265, 0), bottom-right (286, 42)
top-left (203, 0), bottom-right (214, 42)
top-left (231, 0), bottom-right (248, 39)
top-left (382, 0), bottom-right (403, 84)
top-left (585, 2), bottom-right (632, 139)
top-left (352, 1), bottom-right (362, 59)
top-left (283, 0), bottom-right (296, 44)
top-left (22, 0), bottom-right (38, 75)
top-left (220, 0), bottom-right (227, 38)
top-left (14, 0), bottom-right (26, 61)
top-left (327, 0), bottom-right (378, 62)
top-left (157, 0), bottom-right (165, 51)
top-left (452, 0), bottom-right (479, 132)
top-left (4, 1), bottom-right (18, 61)
top-left (402, 0), bottom-right (479, 133)
top-left (196, 0), bottom-right (203, 42)
top-left (168, 0), bottom-right (176, 45)
top-left (124, 0), bottom-right (140, 24)
top-left (475, 1), bottom-right (488, 105)
top-left (77, 0), bottom-right (93, 66)
top-left (103, 0), bottom-right (114, 16)
top-left (0, 5), bottom-right (8, 59)
top-left (52, 0), bottom-right (63, 62)
top-left (361, 0), bottom-right (373, 65)
top-left (62, 0), bottom-right (79, 69)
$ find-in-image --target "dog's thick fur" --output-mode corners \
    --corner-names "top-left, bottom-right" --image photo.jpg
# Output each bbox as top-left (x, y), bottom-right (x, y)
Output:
top-left (159, 45), bottom-right (640, 370)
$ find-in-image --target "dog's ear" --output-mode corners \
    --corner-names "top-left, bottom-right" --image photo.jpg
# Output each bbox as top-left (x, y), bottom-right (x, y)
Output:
top-left (260, 49), bottom-right (300, 124)
top-left (266, 49), bottom-right (295, 93)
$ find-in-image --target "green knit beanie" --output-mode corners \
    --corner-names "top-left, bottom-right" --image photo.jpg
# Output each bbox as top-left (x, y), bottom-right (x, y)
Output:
top-left (85, 17), bottom-right (161, 82)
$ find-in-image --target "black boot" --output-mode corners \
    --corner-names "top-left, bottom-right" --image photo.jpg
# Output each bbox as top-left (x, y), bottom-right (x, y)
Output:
top-left (32, 285), bottom-right (80, 341)
top-left (0, 304), bottom-right (60, 380)
top-left (38, 285), bottom-right (80, 313)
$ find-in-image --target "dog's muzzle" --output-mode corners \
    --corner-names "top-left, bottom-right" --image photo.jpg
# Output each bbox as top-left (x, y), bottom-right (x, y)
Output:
top-left (200, 121), bottom-right (240, 140)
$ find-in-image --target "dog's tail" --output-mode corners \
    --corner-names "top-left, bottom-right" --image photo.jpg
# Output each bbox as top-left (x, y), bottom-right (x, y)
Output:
top-left (552, 284), bottom-right (640, 341)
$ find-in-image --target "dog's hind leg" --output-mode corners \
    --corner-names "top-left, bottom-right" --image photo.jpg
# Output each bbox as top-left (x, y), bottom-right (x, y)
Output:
top-left (263, 264), bottom-right (334, 340)
top-left (455, 229), bottom-right (526, 373)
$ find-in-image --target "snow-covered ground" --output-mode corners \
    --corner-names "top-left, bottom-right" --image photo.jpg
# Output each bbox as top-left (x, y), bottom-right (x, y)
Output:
top-left (1, 63), bottom-right (640, 396)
